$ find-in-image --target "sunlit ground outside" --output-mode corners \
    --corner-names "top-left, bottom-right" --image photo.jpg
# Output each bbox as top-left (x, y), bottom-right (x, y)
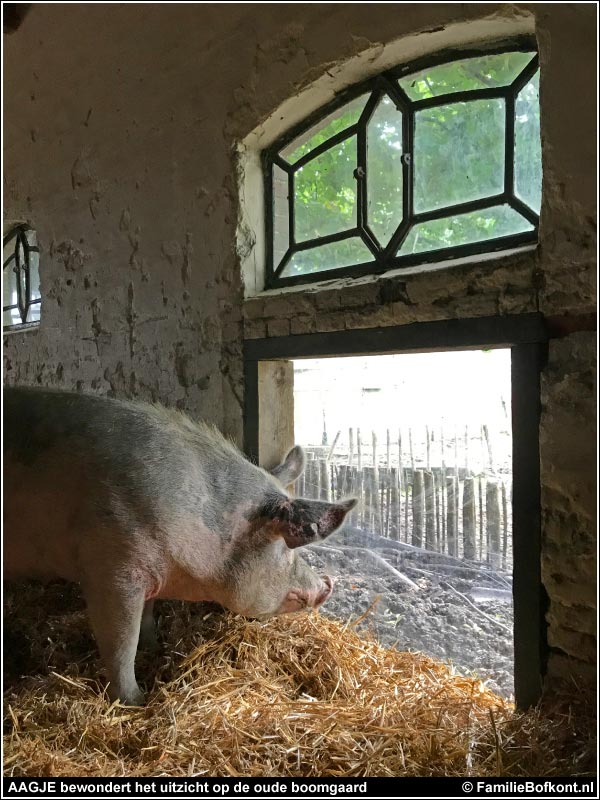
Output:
top-left (294, 349), bottom-right (514, 698)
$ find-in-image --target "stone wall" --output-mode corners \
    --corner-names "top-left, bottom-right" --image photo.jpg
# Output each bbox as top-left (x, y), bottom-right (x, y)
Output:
top-left (4, 4), bottom-right (596, 685)
top-left (540, 332), bottom-right (597, 681)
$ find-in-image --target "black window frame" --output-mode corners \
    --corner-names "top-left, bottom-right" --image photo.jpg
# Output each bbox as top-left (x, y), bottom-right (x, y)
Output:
top-left (263, 37), bottom-right (540, 290)
top-left (3, 223), bottom-right (41, 331)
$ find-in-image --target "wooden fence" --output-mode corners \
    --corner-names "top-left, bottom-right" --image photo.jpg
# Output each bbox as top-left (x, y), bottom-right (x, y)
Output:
top-left (297, 426), bottom-right (511, 568)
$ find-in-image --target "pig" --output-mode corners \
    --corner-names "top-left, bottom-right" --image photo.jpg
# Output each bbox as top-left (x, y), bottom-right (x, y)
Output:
top-left (3, 386), bottom-right (356, 705)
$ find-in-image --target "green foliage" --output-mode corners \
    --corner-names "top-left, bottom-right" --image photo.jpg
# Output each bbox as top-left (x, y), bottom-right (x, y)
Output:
top-left (282, 95), bottom-right (366, 163)
top-left (295, 136), bottom-right (357, 242)
top-left (399, 52), bottom-right (535, 100)
top-left (282, 238), bottom-right (373, 277)
top-left (399, 205), bottom-right (533, 255)
top-left (276, 54), bottom-right (540, 276)
top-left (515, 71), bottom-right (541, 213)
top-left (368, 97), bottom-right (403, 245)
top-left (414, 98), bottom-right (505, 213)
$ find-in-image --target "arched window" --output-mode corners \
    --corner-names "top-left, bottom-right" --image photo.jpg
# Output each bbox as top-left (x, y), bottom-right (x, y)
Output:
top-left (264, 43), bottom-right (541, 289)
top-left (3, 224), bottom-right (41, 330)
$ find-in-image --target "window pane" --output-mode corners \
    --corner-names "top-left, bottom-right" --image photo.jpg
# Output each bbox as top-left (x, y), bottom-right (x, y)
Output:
top-left (28, 300), bottom-right (41, 323)
top-left (281, 237), bottom-right (373, 277)
top-left (295, 136), bottom-right (357, 242)
top-left (3, 260), bottom-right (17, 309)
top-left (515, 70), bottom-right (541, 214)
top-left (414, 99), bottom-right (505, 214)
top-left (399, 51), bottom-right (536, 101)
top-left (281, 95), bottom-right (367, 164)
top-left (28, 249), bottom-right (41, 303)
top-left (367, 96), bottom-right (403, 246)
top-left (273, 165), bottom-right (289, 269)
top-left (3, 307), bottom-right (21, 326)
top-left (397, 205), bottom-right (533, 255)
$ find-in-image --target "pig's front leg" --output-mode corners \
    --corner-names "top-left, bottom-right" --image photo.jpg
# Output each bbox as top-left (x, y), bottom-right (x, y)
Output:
top-left (83, 579), bottom-right (146, 705)
top-left (138, 599), bottom-right (159, 651)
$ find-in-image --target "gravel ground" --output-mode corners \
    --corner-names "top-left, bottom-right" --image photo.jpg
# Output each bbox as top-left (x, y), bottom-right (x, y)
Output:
top-left (304, 526), bottom-right (514, 699)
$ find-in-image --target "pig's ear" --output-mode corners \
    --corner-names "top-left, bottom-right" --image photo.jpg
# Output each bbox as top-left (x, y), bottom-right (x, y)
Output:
top-left (269, 445), bottom-right (306, 486)
top-left (266, 496), bottom-right (357, 549)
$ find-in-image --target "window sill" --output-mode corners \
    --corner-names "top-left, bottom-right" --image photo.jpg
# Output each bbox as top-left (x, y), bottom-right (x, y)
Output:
top-left (251, 243), bottom-right (538, 299)
top-left (3, 322), bottom-right (41, 336)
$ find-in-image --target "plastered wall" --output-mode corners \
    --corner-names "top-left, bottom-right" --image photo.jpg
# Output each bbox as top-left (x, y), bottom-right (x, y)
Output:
top-left (3, 4), bottom-right (596, 684)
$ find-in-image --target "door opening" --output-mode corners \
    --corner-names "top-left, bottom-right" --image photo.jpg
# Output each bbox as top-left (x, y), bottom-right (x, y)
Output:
top-left (244, 314), bottom-right (546, 707)
top-left (293, 350), bottom-right (514, 698)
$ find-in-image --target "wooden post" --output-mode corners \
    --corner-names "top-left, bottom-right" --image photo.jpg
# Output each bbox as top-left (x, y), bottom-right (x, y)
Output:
top-left (355, 467), bottom-right (363, 528)
top-left (357, 428), bottom-right (362, 470)
top-left (398, 428), bottom-right (402, 468)
top-left (446, 476), bottom-right (457, 557)
top-left (483, 424), bottom-right (494, 473)
top-left (462, 477), bottom-right (477, 561)
top-left (298, 459), bottom-right (305, 497)
top-left (364, 466), bottom-right (375, 532)
top-left (434, 470), bottom-right (441, 551)
top-left (440, 426), bottom-right (446, 553)
top-left (486, 481), bottom-right (502, 568)
top-left (348, 428), bottom-right (355, 467)
top-left (390, 467), bottom-right (399, 540)
top-left (257, 361), bottom-right (294, 473)
top-left (386, 429), bottom-right (391, 470)
top-left (423, 470), bottom-right (436, 550)
top-left (319, 459), bottom-right (330, 501)
top-left (337, 464), bottom-right (347, 501)
top-left (478, 476), bottom-right (485, 560)
top-left (502, 481), bottom-right (509, 569)
top-left (454, 429), bottom-right (460, 557)
top-left (326, 430), bottom-right (341, 462)
top-left (403, 467), bottom-right (410, 544)
top-left (398, 429), bottom-right (403, 540)
top-left (426, 425), bottom-right (430, 470)
top-left (408, 428), bottom-right (415, 471)
top-left (372, 466), bottom-right (382, 533)
top-left (383, 469), bottom-right (391, 537)
top-left (412, 469), bottom-right (425, 547)
top-left (345, 467), bottom-right (355, 523)
top-left (306, 458), bottom-right (317, 501)
top-left (372, 431), bottom-right (378, 470)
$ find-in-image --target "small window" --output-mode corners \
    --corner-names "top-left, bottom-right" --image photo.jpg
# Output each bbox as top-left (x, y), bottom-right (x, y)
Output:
top-left (3, 224), bottom-right (41, 330)
top-left (265, 44), bottom-right (541, 288)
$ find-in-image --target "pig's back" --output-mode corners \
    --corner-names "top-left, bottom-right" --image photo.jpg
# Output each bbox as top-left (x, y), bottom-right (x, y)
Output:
top-left (3, 387), bottom-right (266, 580)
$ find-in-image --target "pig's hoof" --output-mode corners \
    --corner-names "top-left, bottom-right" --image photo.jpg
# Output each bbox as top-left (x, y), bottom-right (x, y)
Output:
top-left (109, 684), bottom-right (146, 706)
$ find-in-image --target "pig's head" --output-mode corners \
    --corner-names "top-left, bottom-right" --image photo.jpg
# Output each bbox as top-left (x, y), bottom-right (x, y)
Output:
top-left (225, 446), bottom-right (356, 620)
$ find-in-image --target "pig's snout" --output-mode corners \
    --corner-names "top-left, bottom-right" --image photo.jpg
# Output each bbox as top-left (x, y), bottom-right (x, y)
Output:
top-left (315, 574), bottom-right (334, 607)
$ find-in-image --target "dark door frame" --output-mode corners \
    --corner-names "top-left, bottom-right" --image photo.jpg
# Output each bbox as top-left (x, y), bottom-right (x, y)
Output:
top-left (243, 311), bottom-right (548, 709)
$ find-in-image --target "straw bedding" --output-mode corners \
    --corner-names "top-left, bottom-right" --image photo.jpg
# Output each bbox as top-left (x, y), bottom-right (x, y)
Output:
top-left (3, 581), bottom-right (596, 778)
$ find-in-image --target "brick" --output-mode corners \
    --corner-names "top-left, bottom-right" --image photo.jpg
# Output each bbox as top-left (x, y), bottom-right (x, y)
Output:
top-left (547, 601), bottom-right (597, 636)
top-left (290, 315), bottom-right (316, 335)
top-left (242, 298), bottom-right (265, 320)
top-left (542, 554), bottom-right (596, 607)
top-left (315, 311), bottom-right (346, 333)
top-left (343, 305), bottom-right (399, 330)
top-left (314, 290), bottom-right (341, 311)
top-left (263, 293), bottom-right (314, 317)
top-left (547, 625), bottom-right (596, 663)
top-left (338, 282), bottom-right (380, 308)
top-left (266, 318), bottom-right (290, 337)
top-left (244, 319), bottom-right (266, 339)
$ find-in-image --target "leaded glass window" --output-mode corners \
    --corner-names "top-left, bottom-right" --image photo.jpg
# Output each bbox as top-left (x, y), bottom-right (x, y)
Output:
top-left (3, 224), bottom-right (41, 329)
top-left (265, 44), bottom-right (541, 288)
